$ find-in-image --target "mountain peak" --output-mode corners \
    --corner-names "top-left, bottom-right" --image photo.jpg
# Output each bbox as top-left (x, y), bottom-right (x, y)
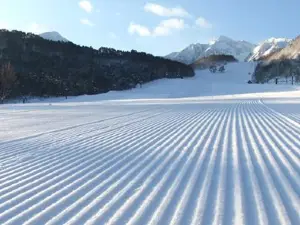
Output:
top-left (209, 35), bottom-right (234, 45)
top-left (39, 31), bottom-right (69, 42)
top-left (41, 31), bottom-right (59, 35)
top-left (217, 35), bottom-right (233, 42)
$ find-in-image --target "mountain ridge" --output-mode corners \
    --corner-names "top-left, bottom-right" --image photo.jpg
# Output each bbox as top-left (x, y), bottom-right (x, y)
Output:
top-left (165, 36), bottom-right (256, 64)
top-left (246, 37), bottom-right (292, 61)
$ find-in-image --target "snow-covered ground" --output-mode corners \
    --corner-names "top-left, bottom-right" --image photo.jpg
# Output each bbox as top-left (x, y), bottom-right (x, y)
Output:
top-left (0, 62), bottom-right (299, 225)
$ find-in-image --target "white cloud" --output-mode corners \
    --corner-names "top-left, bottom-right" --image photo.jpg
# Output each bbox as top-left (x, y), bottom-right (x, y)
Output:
top-left (80, 18), bottom-right (95, 27)
top-left (128, 22), bottom-right (151, 37)
top-left (109, 32), bottom-right (118, 39)
top-left (153, 18), bottom-right (185, 36)
top-left (144, 3), bottom-right (190, 17)
top-left (129, 19), bottom-right (186, 37)
top-left (27, 22), bottom-right (49, 34)
top-left (195, 17), bottom-right (212, 28)
top-left (79, 0), bottom-right (93, 13)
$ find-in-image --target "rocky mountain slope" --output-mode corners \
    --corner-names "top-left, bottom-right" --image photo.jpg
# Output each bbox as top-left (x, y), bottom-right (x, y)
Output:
top-left (253, 36), bottom-right (300, 83)
top-left (166, 36), bottom-right (255, 64)
top-left (246, 38), bottom-right (292, 61)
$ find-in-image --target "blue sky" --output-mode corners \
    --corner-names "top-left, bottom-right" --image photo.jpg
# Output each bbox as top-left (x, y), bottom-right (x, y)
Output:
top-left (0, 0), bottom-right (299, 56)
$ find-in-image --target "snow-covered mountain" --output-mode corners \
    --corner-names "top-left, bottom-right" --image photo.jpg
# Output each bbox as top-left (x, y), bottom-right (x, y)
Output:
top-left (246, 37), bottom-right (292, 61)
top-left (166, 36), bottom-right (256, 64)
top-left (166, 43), bottom-right (210, 65)
top-left (39, 31), bottom-right (69, 42)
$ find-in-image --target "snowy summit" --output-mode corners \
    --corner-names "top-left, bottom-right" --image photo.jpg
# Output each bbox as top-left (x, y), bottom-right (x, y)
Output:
top-left (39, 31), bottom-right (69, 42)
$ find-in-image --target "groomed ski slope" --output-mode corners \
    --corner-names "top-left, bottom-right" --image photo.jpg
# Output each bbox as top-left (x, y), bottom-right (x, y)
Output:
top-left (0, 62), bottom-right (299, 225)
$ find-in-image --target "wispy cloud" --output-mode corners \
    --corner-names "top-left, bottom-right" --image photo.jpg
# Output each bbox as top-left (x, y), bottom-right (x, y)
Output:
top-left (195, 17), bottom-right (212, 29)
top-left (28, 22), bottom-right (49, 34)
top-left (128, 22), bottom-right (151, 37)
top-left (153, 18), bottom-right (185, 36)
top-left (80, 18), bottom-right (95, 27)
top-left (79, 0), bottom-right (93, 13)
top-left (144, 3), bottom-right (190, 17)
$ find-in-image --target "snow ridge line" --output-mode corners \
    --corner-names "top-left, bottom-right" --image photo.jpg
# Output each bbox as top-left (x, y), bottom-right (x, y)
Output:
top-left (68, 110), bottom-right (219, 225)
top-left (139, 109), bottom-right (227, 225)
top-left (238, 102), bottom-right (268, 225)
top-left (247, 103), bottom-right (300, 223)
top-left (0, 109), bottom-right (171, 192)
top-left (0, 109), bottom-right (171, 175)
top-left (259, 100), bottom-right (300, 128)
top-left (0, 110), bottom-right (198, 223)
top-left (27, 111), bottom-right (209, 225)
top-left (188, 107), bottom-right (232, 225)
top-left (242, 103), bottom-right (293, 225)
top-left (0, 107), bottom-right (163, 145)
top-left (0, 109), bottom-right (211, 223)
top-left (0, 108), bottom-right (167, 157)
top-left (0, 98), bottom-right (299, 225)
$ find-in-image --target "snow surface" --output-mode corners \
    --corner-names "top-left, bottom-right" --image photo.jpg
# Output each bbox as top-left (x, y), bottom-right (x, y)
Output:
top-left (0, 62), bottom-right (300, 225)
top-left (165, 36), bottom-right (255, 64)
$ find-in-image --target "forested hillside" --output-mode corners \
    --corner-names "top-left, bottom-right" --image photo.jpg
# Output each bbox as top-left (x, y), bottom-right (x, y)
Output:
top-left (0, 29), bottom-right (194, 101)
top-left (191, 54), bottom-right (237, 69)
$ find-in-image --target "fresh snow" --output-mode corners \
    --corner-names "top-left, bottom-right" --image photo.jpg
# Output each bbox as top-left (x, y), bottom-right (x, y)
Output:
top-left (0, 62), bottom-right (300, 225)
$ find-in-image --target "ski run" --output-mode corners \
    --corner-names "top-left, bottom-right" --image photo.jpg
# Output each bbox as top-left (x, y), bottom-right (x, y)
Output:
top-left (0, 63), bottom-right (299, 225)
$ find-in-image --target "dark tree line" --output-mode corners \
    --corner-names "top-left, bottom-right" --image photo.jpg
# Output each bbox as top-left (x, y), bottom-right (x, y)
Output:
top-left (254, 59), bottom-right (300, 83)
top-left (0, 29), bottom-right (194, 101)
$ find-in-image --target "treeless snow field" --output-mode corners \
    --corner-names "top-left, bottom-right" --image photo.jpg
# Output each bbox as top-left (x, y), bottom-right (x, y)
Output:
top-left (0, 63), bottom-right (299, 225)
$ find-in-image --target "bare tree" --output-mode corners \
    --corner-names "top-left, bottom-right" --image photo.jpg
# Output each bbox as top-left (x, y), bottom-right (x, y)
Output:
top-left (0, 62), bottom-right (16, 103)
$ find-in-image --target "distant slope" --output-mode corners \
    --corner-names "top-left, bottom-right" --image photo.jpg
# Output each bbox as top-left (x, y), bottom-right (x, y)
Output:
top-left (191, 54), bottom-right (238, 69)
top-left (69, 62), bottom-right (268, 102)
top-left (39, 31), bottom-right (69, 42)
top-left (253, 35), bottom-right (300, 83)
top-left (247, 38), bottom-right (292, 61)
top-left (165, 36), bottom-right (255, 64)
